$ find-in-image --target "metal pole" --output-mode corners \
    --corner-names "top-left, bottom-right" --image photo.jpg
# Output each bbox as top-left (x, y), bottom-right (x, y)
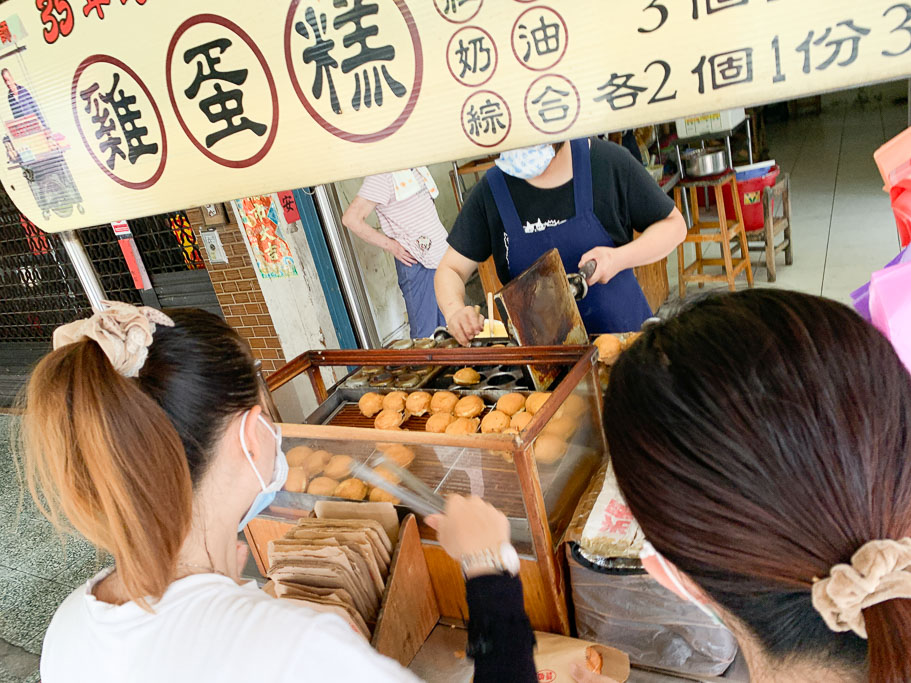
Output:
top-left (675, 144), bottom-right (692, 228)
top-left (451, 160), bottom-right (465, 206)
top-left (653, 124), bottom-right (662, 165)
top-left (313, 185), bottom-right (382, 349)
top-left (60, 229), bottom-right (105, 311)
top-left (746, 117), bottom-right (754, 165)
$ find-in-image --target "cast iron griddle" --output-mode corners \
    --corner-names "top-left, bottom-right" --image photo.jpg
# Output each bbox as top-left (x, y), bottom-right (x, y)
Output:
top-left (494, 249), bottom-right (588, 390)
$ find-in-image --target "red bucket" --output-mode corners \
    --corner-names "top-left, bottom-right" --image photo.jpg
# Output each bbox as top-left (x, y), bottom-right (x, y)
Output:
top-left (723, 166), bottom-right (780, 231)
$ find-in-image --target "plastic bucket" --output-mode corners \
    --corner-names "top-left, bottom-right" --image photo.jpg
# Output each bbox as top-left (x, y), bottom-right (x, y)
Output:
top-left (734, 160), bottom-right (775, 181)
top-left (723, 166), bottom-right (780, 231)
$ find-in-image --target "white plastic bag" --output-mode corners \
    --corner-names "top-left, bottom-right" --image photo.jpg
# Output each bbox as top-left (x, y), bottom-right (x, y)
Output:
top-left (567, 546), bottom-right (739, 678)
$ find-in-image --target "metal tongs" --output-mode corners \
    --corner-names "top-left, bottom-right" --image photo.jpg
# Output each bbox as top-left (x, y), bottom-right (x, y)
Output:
top-left (351, 453), bottom-right (446, 518)
top-left (354, 454), bottom-right (534, 550)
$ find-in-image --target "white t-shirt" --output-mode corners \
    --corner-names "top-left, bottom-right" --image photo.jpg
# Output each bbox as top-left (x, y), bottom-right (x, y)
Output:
top-left (41, 569), bottom-right (422, 683)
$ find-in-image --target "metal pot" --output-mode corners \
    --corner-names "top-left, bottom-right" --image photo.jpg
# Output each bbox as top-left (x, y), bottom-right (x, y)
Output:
top-left (682, 147), bottom-right (728, 177)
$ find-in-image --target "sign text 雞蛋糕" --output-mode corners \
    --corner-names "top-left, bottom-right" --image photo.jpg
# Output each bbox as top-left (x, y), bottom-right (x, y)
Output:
top-left (3, 0), bottom-right (908, 232)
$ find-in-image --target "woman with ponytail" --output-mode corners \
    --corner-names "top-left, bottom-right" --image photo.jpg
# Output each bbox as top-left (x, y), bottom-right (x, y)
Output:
top-left (573, 289), bottom-right (911, 683)
top-left (22, 303), bottom-right (535, 683)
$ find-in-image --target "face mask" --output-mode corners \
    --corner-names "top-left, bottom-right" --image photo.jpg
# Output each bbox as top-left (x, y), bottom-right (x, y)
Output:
top-left (495, 143), bottom-right (556, 179)
top-left (237, 411), bottom-right (287, 532)
top-left (640, 541), bottom-right (725, 627)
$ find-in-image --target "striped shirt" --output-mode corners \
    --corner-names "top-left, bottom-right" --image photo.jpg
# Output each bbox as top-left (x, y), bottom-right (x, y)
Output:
top-left (357, 171), bottom-right (449, 269)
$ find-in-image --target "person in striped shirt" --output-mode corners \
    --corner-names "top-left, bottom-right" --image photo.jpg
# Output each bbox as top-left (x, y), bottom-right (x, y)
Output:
top-left (343, 168), bottom-right (449, 338)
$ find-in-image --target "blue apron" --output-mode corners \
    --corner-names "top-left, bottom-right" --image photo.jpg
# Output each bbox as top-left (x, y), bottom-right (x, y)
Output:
top-left (486, 138), bottom-right (653, 334)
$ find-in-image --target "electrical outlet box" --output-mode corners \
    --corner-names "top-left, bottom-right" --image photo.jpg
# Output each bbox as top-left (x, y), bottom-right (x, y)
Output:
top-left (201, 229), bottom-right (228, 265)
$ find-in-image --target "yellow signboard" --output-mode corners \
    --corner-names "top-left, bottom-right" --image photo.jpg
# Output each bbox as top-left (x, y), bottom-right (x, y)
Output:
top-left (0, 0), bottom-right (907, 232)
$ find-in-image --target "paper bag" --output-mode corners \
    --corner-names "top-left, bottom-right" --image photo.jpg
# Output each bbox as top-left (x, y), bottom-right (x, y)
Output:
top-left (534, 632), bottom-right (630, 682)
top-left (578, 462), bottom-right (644, 559)
top-left (315, 500), bottom-right (400, 547)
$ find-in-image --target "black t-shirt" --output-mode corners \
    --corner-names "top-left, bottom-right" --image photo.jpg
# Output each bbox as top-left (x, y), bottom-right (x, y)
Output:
top-left (448, 139), bottom-right (676, 285)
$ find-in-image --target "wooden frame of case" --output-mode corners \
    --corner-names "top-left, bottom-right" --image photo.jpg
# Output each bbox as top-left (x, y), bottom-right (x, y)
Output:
top-left (256, 345), bottom-right (605, 634)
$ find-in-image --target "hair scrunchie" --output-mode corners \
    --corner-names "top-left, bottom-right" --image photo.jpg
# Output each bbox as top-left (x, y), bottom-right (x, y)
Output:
top-left (52, 301), bottom-right (174, 378)
top-left (812, 538), bottom-right (911, 638)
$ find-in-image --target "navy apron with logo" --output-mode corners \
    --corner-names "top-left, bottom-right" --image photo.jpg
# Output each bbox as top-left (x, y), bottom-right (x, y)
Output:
top-left (486, 138), bottom-right (653, 333)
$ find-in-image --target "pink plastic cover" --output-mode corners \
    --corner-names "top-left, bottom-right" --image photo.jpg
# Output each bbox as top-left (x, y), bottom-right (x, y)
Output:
top-left (869, 260), bottom-right (911, 373)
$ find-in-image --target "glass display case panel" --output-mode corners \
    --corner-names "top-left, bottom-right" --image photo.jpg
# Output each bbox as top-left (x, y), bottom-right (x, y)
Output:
top-left (532, 370), bottom-right (605, 547)
top-left (272, 434), bottom-right (535, 556)
top-left (265, 346), bottom-right (605, 561)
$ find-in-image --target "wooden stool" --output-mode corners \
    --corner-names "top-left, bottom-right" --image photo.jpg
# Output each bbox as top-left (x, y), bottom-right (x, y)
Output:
top-left (674, 171), bottom-right (754, 298)
top-left (746, 172), bottom-right (793, 282)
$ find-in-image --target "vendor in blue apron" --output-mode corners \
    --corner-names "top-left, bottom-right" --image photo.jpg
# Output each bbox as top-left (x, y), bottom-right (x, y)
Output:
top-left (435, 138), bottom-right (687, 345)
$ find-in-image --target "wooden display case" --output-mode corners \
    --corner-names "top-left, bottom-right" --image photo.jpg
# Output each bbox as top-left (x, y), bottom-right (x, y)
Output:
top-left (251, 345), bottom-right (606, 634)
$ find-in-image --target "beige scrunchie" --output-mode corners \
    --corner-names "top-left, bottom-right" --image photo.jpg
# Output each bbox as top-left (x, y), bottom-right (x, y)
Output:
top-left (52, 300), bottom-right (174, 378)
top-left (811, 538), bottom-right (911, 638)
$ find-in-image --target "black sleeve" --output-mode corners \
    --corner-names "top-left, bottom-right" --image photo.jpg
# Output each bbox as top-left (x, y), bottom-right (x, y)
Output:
top-left (623, 148), bottom-right (676, 232)
top-left (448, 179), bottom-right (494, 263)
top-left (466, 574), bottom-right (537, 683)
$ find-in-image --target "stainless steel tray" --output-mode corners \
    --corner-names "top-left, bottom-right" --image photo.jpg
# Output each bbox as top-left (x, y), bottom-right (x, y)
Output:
top-left (339, 363), bottom-right (531, 392)
top-left (309, 378), bottom-right (534, 425)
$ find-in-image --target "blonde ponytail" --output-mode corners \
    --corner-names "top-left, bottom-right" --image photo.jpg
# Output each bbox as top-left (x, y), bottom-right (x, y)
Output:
top-left (21, 340), bottom-right (193, 609)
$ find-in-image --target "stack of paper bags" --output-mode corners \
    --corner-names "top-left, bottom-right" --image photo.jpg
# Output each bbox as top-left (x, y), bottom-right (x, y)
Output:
top-left (267, 518), bottom-right (393, 639)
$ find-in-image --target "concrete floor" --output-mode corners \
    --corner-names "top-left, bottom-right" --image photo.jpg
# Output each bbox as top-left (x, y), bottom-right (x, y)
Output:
top-left (0, 416), bottom-right (110, 683)
top-left (0, 84), bottom-right (908, 682)
top-left (669, 84), bottom-right (906, 303)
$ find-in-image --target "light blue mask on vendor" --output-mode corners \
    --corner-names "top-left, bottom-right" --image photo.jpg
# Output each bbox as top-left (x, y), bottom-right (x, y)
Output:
top-left (495, 143), bottom-right (556, 179)
top-left (237, 411), bottom-right (288, 531)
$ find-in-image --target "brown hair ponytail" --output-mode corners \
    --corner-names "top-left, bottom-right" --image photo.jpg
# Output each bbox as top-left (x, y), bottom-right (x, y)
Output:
top-left (865, 600), bottom-right (911, 681)
top-left (604, 290), bottom-right (911, 681)
top-left (22, 339), bottom-right (193, 609)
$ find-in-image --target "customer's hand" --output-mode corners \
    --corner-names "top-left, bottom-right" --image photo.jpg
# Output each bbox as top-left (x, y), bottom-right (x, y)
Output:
top-left (579, 246), bottom-right (626, 285)
top-left (570, 663), bottom-right (620, 683)
top-left (445, 305), bottom-right (484, 346)
top-left (387, 239), bottom-right (417, 266)
top-left (426, 495), bottom-right (509, 577)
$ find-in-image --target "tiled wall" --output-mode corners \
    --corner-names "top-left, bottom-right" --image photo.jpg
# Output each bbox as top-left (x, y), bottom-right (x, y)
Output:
top-left (185, 207), bottom-right (284, 375)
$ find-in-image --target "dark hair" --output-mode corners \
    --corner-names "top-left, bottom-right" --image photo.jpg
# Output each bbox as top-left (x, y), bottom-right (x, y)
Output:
top-left (604, 290), bottom-right (911, 681)
top-left (21, 308), bottom-right (260, 607)
top-left (553, 141), bottom-right (566, 154)
top-left (138, 308), bottom-right (261, 483)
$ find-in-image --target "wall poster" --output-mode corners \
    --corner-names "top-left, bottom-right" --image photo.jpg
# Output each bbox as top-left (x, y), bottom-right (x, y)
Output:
top-left (232, 195), bottom-right (298, 279)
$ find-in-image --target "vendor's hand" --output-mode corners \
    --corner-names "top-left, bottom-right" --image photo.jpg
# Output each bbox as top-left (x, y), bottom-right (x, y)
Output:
top-left (445, 305), bottom-right (484, 346)
top-left (579, 247), bottom-right (626, 286)
top-left (570, 663), bottom-right (620, 683)
top-left (426, 495), bottom-right (510, 575)
top-left (387, 239), bottom-right (417, 266)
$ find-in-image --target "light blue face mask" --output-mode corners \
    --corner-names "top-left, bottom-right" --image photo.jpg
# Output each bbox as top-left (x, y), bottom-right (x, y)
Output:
top-left (494, 143), bottom-right (556, 179)
top-left (237, 411), bottom-right (288, 532)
